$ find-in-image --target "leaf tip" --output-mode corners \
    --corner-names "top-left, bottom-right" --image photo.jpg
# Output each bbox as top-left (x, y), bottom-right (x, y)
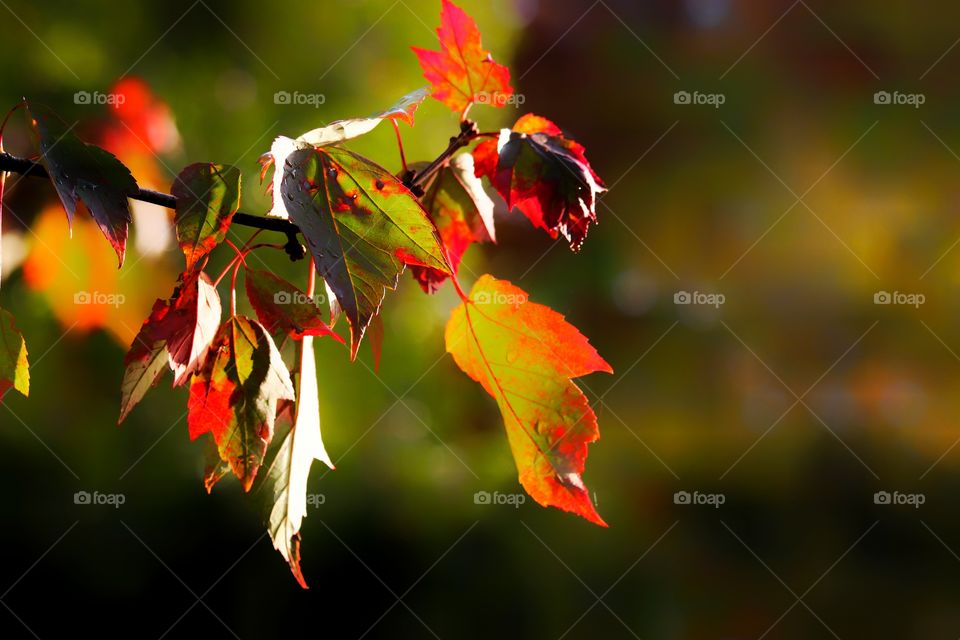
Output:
top-left (288, 534), bottom-right (309, 589)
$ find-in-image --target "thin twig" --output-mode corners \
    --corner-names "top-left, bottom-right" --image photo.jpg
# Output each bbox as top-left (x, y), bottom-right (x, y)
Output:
top-left (0, 151), bottom-right (299, 235)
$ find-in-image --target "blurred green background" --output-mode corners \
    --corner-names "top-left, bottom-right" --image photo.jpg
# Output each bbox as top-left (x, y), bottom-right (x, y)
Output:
top-left (3, 0), bottom-right (960, 637)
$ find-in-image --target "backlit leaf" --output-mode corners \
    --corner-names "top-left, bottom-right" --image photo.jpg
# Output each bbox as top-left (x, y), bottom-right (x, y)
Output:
top-left (263, 335), bottom-right (334, 588)
top-left (445, 275), bottom-right (611, 525)
top-left (173, 163), bottom-right (242, 270)
top-left (412, 0), bottom-right (513, 114)
top-left (0, 306), bottom-right (29, 398)
top-left (27, 103), bottom-right (138, 266)
top-left (263, 87), bottom-right (428, 220)
top-left (165, 271), bottom-right (221, 386)
top-left (118, 298), bottom-right (170, 423)
top-left (244, 268), bottom-right (343, 343)
top-left (473, 114), bottom-right (606, 251)
top-left (411, 153), bottom-right (495, 293)
top-left (188, 317), bottom-right (294, 491)
top-left (118, 271), bottom-right (221, 423)
top-left (295, 86), bottom-right (428, 147)
top-left (281, 146), bottom-right (449, 357)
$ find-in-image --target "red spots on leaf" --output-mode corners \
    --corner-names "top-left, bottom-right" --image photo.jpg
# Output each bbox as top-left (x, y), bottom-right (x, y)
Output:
top-left (394, 246), bottom-right (430, 267)
top-left (372, 177), bottom-right (407, 196)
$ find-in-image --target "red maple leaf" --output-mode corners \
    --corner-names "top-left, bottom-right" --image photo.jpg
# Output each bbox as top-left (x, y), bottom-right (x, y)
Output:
top-left (411, 0), bottom-right (513, 115)
top-left (118, 270), bottom-right (221, 423)
top-left (446, 275), bottom-right (611, 525)
top-left (473, 114), bottom-right (607, 251)
top-left (410, 153), bottom-right (496, 293)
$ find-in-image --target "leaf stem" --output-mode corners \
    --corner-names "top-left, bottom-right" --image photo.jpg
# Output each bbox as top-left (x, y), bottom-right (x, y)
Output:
top-left (306, 256), bottom-right (316, 298)
top-left (230, 258), bottom-right (242, 317)
top-left (390, 120), bottom-right (408, 174)
top-left (407, 119), bottom-right (481, 191)
top-left (211, 240), bottom-right (283, 287)
top-left (223, 238), bottom-right (249, 266)
top-left (212, 255), bottom-right (242, 288)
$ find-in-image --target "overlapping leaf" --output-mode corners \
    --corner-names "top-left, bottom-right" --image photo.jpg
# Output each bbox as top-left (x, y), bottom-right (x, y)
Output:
top-left (473, 114), bottom-right (606, 251)
top-left (27, 103), bottom-right (138, 266)
top-left (188, 317), bottom-right (294, 491)
top-left (410, 153), bottom-right (495, 293)
top-left (281, 146), bottom-right (450, 357)
top-left (118, 271), bottom-right (221, 423)
top-left (0, 306), bottom-right (29, 397)
top-left (173, 163), bottom-right (242, 270)
top-left (262, 335), bottom-right (334, 588)
top-left (244, 268), bottom-right (342, 343)
top-left (411, 0), bottom-right (513, 113)
top-left (203, 436), bottom-right (231, 494)
top-left (263, 87), bottom-right (428, 220)
top-left (445, 275), bottom-right (611, 525)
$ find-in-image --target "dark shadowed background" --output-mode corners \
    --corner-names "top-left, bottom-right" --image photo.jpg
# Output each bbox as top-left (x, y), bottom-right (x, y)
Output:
top-left (2, 0), bottom-right (960, 638)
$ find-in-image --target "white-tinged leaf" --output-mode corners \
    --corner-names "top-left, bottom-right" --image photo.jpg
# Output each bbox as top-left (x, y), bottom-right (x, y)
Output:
top-left (265, 87), bottom-right (428, 220)
top-left (167, 272), bottom-right (221, 386)
top-left (264, 335), bottom-right (333, 588)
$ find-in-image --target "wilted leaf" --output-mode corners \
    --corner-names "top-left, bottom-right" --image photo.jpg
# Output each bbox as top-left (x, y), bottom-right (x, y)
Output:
top-left (412, 0), bottom-right (513, 114)
top-left (281, 146), bottom-right (449, 357)
top-left (445, 275), bottom-right (611, 525)
top-left (173, 163), bottom-right (242, 270)
top-left (263, 88), bottom-right (429, 219)
top-left (263, 335), bottom-right (334, 588)
top-left (244, 268), bottom-right (343, 343)
top-left (411, 153), bottom-right (495, 293)
top-left (0, 306), bottom-right (29, 397)
top-left (118, 271), bottom-right (221, 423)
top-left (27, 103), bottom-right (138, 266)
top-left (188, 317), bottom-right (294, 491)
top-left (296, 86), bottom-right (428, 146)
top-left (473, 114), bottom-right (606, 251)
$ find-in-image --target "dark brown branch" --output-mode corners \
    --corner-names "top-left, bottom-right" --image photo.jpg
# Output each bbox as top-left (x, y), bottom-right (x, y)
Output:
top-left (404, 119), bottom-right (481, 194)
top-left (0, 119), bottom-right (493, 260)
top-left (0, 151), bottom-right (299, 235)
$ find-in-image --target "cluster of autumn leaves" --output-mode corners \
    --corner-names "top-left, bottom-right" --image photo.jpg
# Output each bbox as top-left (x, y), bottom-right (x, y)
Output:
top-left (0, 0), bottom-right (612, 587)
